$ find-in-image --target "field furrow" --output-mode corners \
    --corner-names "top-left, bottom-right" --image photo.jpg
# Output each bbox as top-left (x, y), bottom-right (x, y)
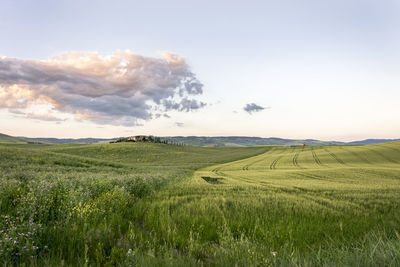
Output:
top-left (311, 147), bottom-right (323, 165)
top-left (323, 147), bottom-right (346, 165)
top-left (2, 141), bottom-right (400, 266)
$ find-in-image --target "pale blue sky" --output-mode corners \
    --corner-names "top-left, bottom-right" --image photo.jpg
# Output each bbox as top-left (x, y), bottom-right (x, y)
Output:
top-left (1, 0), bottom-right (400, 140)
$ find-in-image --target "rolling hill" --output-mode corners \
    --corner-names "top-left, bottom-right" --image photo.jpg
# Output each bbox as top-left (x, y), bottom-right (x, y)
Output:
top-left (22, 137), bottom-right (118, 144)
top-left (0, 133), bottom-right (29, 143)
top-left (348, 138), bottom-right (400, 145)
top-left (1, 132), bottom-right (399, 146)
top-left (161, 136), bottom-right (345, 146)
top-left (0, 141), bottom-right (399, 265)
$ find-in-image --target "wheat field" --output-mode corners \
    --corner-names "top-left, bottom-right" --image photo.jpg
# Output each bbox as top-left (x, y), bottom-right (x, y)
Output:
top-left (1, 142), bottom-right (400, 266)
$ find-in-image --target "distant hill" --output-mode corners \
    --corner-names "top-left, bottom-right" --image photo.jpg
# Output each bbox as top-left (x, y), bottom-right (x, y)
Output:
top-left (161, 137), bottom-right (400, 147)
top-left (160, 136), bottom-right (345, 147)
top-left (347, 139), bottom-right (400, 145)
top-left (1, 133), bottom-right (398, 146)
top-left (21, 137), bottom-right (118, 144)
top-left (0, 133), bottom-right (29, 143)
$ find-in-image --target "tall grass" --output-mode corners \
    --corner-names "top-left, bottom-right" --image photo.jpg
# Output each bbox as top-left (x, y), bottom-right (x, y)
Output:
top-left (0, 143), bottom-right (267, 265)
top-left (1, 142), bottom-right (400, 265)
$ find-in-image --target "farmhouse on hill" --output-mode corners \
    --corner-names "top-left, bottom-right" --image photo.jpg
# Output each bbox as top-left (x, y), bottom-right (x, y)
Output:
top-left (112, 135), bottom-right (166, 143)
top-left (111, 135), bottom-right (182, 145)
top-left (127, 135), bottom-right (153, 142)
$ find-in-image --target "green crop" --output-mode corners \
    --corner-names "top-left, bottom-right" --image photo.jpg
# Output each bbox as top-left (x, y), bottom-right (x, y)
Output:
top-left (0, 142), bottom-right (399, 266)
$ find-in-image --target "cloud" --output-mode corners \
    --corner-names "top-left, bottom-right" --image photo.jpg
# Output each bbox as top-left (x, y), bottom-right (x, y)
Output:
top-left (0, 50), bottom-right (206, 126)
top-left (243, 103), bottom-right (268, 114)
top-left (9, 109), bottom-right (66, 122)
top-left (175, 122), bottom-right (184, 127)
top-left (24, 113), bottom-right (66, 122)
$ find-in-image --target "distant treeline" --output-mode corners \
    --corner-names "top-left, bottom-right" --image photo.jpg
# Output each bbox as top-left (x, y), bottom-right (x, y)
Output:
top-left (111, 135), bottom-right (186, 146)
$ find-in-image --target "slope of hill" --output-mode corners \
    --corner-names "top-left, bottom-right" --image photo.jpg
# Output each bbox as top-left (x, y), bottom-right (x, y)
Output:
top-left (0, 133), bottom-right (29, 143)
top-left (23, 137), bottom-right (117, 144)
top-left (348, 138), bottom-right (400, 145)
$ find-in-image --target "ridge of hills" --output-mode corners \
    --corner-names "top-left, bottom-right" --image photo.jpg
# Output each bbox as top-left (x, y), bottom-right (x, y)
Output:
top-left (1, 132), bottom-right (399, 146)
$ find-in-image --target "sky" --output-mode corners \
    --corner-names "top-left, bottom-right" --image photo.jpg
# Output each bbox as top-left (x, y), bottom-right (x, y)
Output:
top-left (1, 0), bottom-right (400, 141)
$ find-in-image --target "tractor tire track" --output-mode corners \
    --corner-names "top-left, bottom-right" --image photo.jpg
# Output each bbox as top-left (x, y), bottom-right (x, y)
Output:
top-left (292, 151), bottom-right (300, 168)
top-left (292, 146), bottom-right (305, 169)
top-left (311, 147), bottom-right (322, 166)
top-left (293, 172), bottom-right (327, 181)
top-left (212, 167), bottom-right (221, 175)
top-left (269, 157), bottom-right (281, 170)
top-left (269, 147), bottom-right (288, 170)
top-left (242, 149), bottom-right (276, 171)
top-left (323, 148), bottom-right (346, 165)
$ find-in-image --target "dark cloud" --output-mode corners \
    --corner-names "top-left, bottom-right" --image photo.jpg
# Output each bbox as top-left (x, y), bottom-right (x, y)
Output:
top-left (0, 51), bottom-right (205, 126)
top-left (163, 98), bottom-right (206, 112)
top-left (243, 103), bottom-right (267, 114)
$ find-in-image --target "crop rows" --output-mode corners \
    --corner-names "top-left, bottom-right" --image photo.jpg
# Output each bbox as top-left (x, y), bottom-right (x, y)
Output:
top-left (1, 142), bottom-right (400, 266)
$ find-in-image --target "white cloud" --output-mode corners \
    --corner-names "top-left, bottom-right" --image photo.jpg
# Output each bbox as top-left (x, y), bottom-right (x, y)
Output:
top-left (0, 50), bottom-right (205, 126)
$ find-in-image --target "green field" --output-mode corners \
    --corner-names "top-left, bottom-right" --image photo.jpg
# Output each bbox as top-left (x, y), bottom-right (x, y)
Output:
top-left (1, 142), bottom-right (400, 266)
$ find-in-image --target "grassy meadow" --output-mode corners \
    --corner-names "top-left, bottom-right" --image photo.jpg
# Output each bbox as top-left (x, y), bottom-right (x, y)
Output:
top-left (0, 141), bottom-right (400, 266)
